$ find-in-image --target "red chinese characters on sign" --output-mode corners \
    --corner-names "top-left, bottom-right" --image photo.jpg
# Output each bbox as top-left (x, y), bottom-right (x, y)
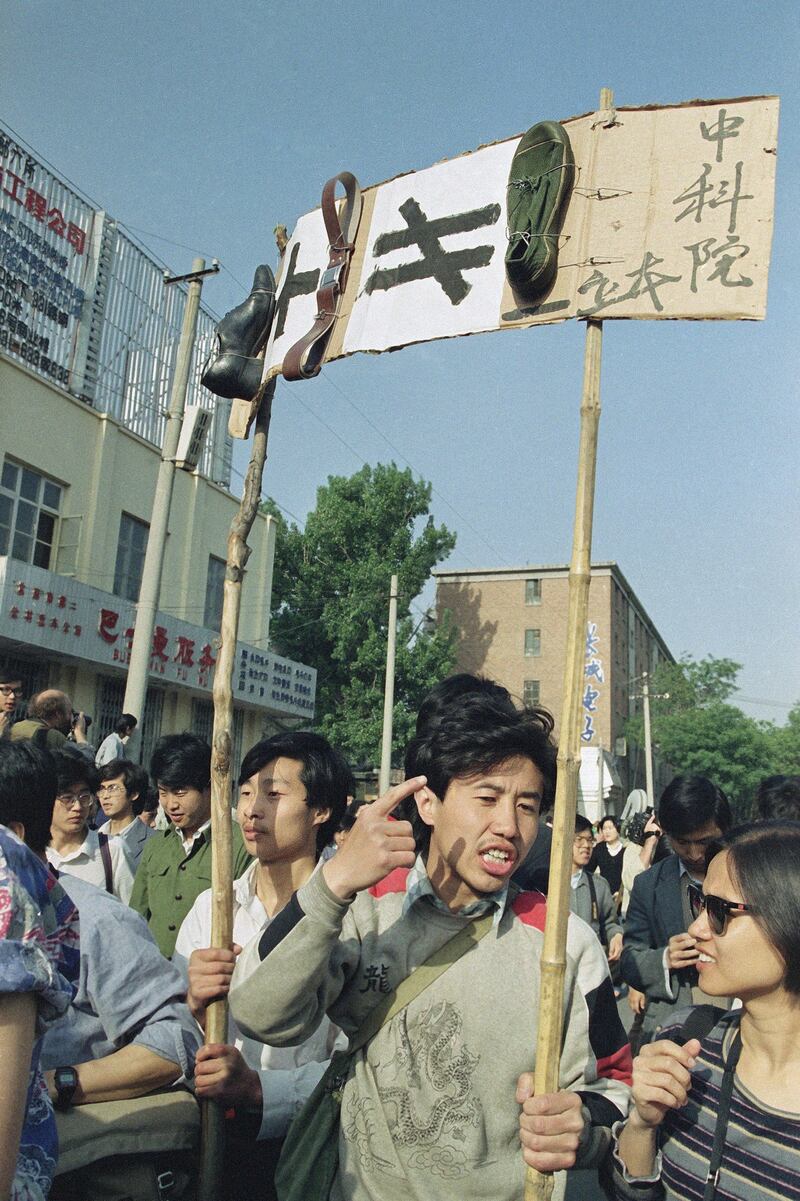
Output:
top-left (198, 644), bottom-right (217, 670)
top-left (98, 608), bottom-right (120, 644)
top-left (151, 626), bottom-right (169, 663)
top-left (174, 637), bottom-right (195, 668)
top-left (0, 167), bottom-right (87, 254)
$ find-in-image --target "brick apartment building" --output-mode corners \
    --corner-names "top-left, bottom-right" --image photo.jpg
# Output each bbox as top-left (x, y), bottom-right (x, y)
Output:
top-left (434, 562), bottom-right (674, 813)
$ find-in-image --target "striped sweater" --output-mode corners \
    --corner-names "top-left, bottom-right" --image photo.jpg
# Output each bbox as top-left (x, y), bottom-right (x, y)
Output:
top-left (610, 1012), bottom-right (800, 1200)
top-left (230, 863), bottom-right (631, 1201)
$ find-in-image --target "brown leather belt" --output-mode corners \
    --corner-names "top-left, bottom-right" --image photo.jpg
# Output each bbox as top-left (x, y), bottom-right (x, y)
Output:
top-left (283, 171), bottom-right (362, 381)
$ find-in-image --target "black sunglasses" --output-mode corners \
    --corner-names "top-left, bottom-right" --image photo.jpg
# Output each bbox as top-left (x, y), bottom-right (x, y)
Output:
top-left (689, 886), bottom-right (755, 935)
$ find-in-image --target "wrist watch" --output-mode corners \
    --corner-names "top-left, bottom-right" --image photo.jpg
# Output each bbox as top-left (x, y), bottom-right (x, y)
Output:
top-left (53, 1066), bottom-right (79, 1110)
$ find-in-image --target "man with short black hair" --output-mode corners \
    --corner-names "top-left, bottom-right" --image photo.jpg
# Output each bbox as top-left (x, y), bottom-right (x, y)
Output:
top-left (174, 730), bottom-right (351, 1201)
top-left (620, 774), bottom-right (733, 1042)
top-left (96, 758), bottom-right (155, 867)
top-left (754, 773), bottom-right (800, 821)
top-left (571, 814), bottom-right (623, 962)
top-left (0, 667), bottom-right (23, 738)
top-left (230, 684), bottom-right (631, 1201)
top-left (47, 751), bottom-right (136, 902)
top-left (0, 740), bottom-right (200, 1135)
top-left (130, 732), bottom-right (250, 957)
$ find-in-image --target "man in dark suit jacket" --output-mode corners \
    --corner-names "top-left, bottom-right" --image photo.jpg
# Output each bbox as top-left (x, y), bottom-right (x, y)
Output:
top-left (620, 775), bottom-right (732, 1042)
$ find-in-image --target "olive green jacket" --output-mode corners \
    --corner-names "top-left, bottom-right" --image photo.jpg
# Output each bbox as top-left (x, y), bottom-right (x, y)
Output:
top-left (130, 820), bottom-right (250, 958)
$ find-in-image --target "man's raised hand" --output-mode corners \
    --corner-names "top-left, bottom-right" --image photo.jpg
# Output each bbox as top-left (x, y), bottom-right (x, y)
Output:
top-left (322, 777), bottom-right (424, 901)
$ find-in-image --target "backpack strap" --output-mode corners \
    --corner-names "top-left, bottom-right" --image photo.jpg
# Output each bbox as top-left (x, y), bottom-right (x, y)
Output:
top-left (98, 832), bottom-right (114, 894)
top-left (348, 911), bottom-right (495, 1056)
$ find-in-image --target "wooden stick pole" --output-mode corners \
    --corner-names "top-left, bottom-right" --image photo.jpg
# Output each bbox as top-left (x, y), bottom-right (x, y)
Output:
top-left (524, 87), bottom-right (612, 1201)
top-left (197, 379), bottom-right (275, 1201)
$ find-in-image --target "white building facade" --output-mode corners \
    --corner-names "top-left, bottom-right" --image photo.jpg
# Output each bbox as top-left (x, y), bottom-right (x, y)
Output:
top-left (0, 124), bottom-right (314, 768)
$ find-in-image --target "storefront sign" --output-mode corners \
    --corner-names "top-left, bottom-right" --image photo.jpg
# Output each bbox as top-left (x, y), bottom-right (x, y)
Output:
top-left (0, 557), bottom-right (315, 718)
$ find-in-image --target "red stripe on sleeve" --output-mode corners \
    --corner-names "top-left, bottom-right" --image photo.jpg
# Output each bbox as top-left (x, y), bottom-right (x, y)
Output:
top-left (369, 867), bottom-right (411, 897)
top-left (511, 889), bottom-right (548, 931)
top-left (596, 1042), bottom-right (633, 1085)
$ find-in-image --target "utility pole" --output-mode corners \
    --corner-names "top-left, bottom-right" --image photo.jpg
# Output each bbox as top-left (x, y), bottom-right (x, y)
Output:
top-left (123, 257), bottom-right (219, 760)
top-left (642, 671), bottom-right (654, 808)
top-left (378, 574), bottom-right (399, 795)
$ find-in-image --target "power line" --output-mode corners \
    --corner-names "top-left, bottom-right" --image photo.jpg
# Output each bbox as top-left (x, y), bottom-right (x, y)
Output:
top-left (319, 367), bottom-right (515, 568)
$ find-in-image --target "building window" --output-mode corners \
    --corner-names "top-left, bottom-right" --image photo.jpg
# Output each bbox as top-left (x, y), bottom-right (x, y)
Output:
top-left (114, 513), bottom-right (149, 602)
top-left (523, 679), bottom-right (540, 707)
top-left (525, 578), bottom-right (542, 605)
top-left (204, 555), bottom-right (226, 630)
top-left (524, 628), bottom-right (541, 657)
top-left (0, 459), bottom-right (62, 568)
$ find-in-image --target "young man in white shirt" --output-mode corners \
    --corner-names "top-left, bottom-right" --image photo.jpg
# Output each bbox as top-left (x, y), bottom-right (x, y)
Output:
top-left (46, 750), bottom-right (136, 903)
top-left (173, 731), bottom-right (352, 1201)
top-left (95, 758), bottom-right (156, 868)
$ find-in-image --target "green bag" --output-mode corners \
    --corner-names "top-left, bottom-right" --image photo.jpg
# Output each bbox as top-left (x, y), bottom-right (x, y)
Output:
top-left (274, 912), bottom-right (494, 1201)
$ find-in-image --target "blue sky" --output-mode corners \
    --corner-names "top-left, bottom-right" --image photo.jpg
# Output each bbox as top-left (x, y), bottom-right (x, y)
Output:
top-left (3, 0), bottom-right (798, 723)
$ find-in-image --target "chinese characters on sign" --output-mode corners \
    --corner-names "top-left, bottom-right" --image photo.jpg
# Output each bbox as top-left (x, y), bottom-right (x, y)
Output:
top-left (0, 131), bottom-right (91, 387)
top-left (0, 559), bottom-right (315, 719)
top-left (260, 95), bottom-right (778, 388)
top-left (581, 621), bottom-right (605, 744)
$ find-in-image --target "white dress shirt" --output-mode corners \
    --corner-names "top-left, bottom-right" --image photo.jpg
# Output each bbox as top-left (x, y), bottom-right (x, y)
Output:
top-left (174, 859), bottom-right (345, 1140)
top-left (47, 827), bottom-right (136, 904)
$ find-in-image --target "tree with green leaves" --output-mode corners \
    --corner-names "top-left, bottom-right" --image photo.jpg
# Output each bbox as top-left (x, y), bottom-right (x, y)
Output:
top-left (263, 464), bottom-right (457, 764)
top-left (625, 655), bottom-right (798, 817)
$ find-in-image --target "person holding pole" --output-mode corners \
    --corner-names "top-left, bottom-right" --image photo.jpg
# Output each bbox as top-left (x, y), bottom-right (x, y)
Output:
top-left (229, 686), bottom-right (631, 1201)
top-left (174, 731), bottom-right (351, 1201)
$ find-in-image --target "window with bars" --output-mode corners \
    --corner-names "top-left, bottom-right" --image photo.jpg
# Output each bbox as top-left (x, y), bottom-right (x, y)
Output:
top-left (525, 578), bottom-right (542, 605)
top-left (0, 459), bottom-right (62, 568)
top-left (192, 698), bottom-right (244, 778)
top-left (524, 628), bottom-right (541, 657)
top-left (204, 555), bottom-right (226, 630)
top-left (523, 679), bottom-right (541, 707)
top-left (114, 513), bottom-right (149, 602)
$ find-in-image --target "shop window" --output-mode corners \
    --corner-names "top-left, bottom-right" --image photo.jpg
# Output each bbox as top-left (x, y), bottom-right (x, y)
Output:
top-left (0, 458), bottom-right (62, 569)
top-left (524, 628), bottom-right (541, 657)
top-left (114, 513), bottom-right (149, 602)
top-left (204, 555), bottom-right (226, 630)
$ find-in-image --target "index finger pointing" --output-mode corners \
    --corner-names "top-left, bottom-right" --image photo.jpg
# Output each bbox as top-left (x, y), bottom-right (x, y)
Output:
top-left (372, 776), bottom-right (427, 816)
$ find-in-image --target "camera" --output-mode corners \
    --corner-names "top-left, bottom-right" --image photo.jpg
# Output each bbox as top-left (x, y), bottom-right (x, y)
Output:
top-left (71, 710), bottom-right (92, 732)
top-left (624, 807), bottom-right (660, 846)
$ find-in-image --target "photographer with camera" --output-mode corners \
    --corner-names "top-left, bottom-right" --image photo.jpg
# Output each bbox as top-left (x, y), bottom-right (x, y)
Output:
top-left (9, 689), bottom-right (96, 764)
top-left (620, 776), bottom-right (733, 1049)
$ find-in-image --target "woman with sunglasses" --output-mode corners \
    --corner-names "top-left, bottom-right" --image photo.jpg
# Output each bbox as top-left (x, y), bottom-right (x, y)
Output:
top-left (609, 820), bottom-right (800, 1201)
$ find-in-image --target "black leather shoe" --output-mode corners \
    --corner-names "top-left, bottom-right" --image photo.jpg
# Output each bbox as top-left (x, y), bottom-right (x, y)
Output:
top-left (202, 264), bottom-right (276, 400)
top-left (505, 121), bottom-right (575, 306)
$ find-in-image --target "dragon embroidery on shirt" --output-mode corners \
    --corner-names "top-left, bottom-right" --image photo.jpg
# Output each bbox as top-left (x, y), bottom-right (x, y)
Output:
top-left (343, 999), bottom-right (482, 1179)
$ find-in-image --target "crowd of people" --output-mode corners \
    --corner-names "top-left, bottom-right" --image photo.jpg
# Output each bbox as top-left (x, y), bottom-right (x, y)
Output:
top-left (0, 665), bottom-right (798, 1201)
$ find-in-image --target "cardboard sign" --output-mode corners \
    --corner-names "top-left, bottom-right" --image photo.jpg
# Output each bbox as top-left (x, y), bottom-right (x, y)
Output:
top-left (262, 95), bottom-right (779, 382)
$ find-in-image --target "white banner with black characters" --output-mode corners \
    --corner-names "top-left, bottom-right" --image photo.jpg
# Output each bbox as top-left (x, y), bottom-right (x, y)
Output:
top-left (263, 95), bottom-right (778, 381)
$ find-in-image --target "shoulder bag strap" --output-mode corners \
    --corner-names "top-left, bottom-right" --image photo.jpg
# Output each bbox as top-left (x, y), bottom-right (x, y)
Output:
top-left (348, 911), bottom-right (495, 1056)
top-left (703, 1026), bottom-right (742, 1201)
top-left (586, 872), bottom-right (607, 947)
top-left (98, 831), bottom-right (114, 894)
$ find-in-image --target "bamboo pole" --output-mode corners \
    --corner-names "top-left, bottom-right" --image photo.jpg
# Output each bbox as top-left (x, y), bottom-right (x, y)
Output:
top-left (524, 87), bottom-right (612, 1201)
top-left (197, 379), bottom-right (276, 1201)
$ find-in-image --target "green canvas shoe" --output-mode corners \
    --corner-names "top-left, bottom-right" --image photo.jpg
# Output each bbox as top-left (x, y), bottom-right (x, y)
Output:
top-left (505, 120), bottom-right (575, 306)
